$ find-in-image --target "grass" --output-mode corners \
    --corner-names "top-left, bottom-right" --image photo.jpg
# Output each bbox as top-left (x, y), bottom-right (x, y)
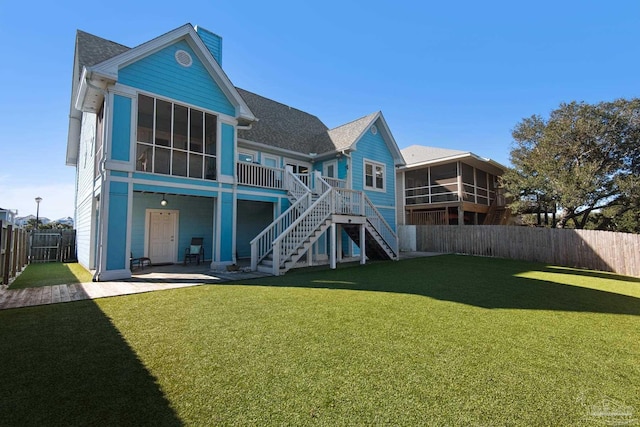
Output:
top-left (0, 255), bottom-right (638, 425)
top-left (9, 262), bottom-right (92, 289)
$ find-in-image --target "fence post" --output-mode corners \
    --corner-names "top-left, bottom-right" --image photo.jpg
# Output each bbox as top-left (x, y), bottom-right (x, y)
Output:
top-left (3, 224), bottom-right (13, 285)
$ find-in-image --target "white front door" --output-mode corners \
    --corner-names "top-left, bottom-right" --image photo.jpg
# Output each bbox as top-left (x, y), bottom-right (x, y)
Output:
top-left (147, 210), bottom-right (178, 264)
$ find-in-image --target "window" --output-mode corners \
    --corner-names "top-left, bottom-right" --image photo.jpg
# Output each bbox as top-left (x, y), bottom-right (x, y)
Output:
top-left (262, 155), bottom-right (278, 168)
top-left (323, 161), bottom-right (337, 178)
top-left (238, 152), bottom-right (255, 163)
top-left (286, 162), bottom-right (310, 174)
top-left (364, 160), bottom-right (385, 191)
top-left (136, 94), bottom-right (217, 180)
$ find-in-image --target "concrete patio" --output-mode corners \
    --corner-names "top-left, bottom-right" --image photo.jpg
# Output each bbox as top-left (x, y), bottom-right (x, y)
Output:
top-left (0, 252), bottom-right (442, 310)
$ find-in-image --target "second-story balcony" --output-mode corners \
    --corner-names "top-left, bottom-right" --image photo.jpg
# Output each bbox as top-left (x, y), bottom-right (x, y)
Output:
top-left (236, 162), bottom-right (347, 191)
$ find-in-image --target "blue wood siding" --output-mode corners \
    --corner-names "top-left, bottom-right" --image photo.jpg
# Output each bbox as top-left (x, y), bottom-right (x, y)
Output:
top-left (119, 40), bottom-right (235, 116)
top-left (236, 200), bottom-right (273, 258)
top-left (220, 123), bottom-right (235, 176)
top-left (195, 27), bottom-right (222, 65)
top-left (220, 192), bottom-right (234, 262)
top-left (131, 192), bottom-right (214, 260)
top-left (106, 181), bottom-right (129, 270)
top-left (338, 157), bottom-right (348, 180)
top-left (111, 95), bottom-right (131, 162)
top-left (351, 119), bottom-right (396, 223)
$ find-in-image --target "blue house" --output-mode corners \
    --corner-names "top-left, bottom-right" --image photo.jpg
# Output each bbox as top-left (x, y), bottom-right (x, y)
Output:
top-left (66, 24), bottom-right (404, 281)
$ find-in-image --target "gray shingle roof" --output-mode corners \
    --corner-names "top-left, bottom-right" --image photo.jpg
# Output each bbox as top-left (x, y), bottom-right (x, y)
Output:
top-left (75, 30), bottom-right (130, 76)
top-left (401, 145), bottom-right (468, 165)
top-left (74, 29), bottom-right (384, 156)
top-left (328, 112), bottom-right (379, 151)
top-left (235, 88), bottom-right (335, 154)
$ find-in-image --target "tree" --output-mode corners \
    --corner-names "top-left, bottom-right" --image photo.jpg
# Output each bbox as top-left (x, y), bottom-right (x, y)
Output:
top-left (502, 99), bottom-right (640, 231)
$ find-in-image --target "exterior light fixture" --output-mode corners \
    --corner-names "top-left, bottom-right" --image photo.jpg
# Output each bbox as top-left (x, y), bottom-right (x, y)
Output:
top-left (160, 194), bottom-right (168, 206)
top-left (35, 197), bottom-right (43, 230)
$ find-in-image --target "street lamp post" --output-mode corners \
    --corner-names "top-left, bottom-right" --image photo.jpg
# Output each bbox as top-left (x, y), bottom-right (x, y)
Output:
top-left (35, 197), bottom-right (42, 230)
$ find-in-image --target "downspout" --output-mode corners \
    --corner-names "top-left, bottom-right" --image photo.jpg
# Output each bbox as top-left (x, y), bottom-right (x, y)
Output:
top-left (87, 77), bottom-right (109, 281)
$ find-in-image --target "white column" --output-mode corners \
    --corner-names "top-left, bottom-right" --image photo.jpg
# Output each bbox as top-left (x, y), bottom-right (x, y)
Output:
top-left (336, 225), bottom-right (343, 262)
top-left (330, 223), bottom-right (336, 269)
top-left (360, 223), bottom-right (366, 265)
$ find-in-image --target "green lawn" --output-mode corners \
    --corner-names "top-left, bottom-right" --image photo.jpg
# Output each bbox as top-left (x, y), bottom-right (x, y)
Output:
top-left (0, 255), bottom-right (638, 425)
top-left (9, 262), bottom-right (92, 289)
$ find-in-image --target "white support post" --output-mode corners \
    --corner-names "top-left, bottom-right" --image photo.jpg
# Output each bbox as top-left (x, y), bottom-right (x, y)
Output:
top-left (273, 241), bottom-right (280, 276)
top-left (250, 243), bottom-right (258, 271)
top-left (360, 223), bottom-right (366, 265)
top-left (330, 223), bottom-right (336, 269)
top-left (337, 225), bottom-right (343, 262)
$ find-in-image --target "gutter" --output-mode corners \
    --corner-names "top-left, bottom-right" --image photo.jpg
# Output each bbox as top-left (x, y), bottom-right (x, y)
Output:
top-left (87, 77), bottom-right (109, 282)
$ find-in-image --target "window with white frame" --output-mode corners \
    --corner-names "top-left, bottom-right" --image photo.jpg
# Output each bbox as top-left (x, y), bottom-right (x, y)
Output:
top-left (238, 151), bottom-right (256, 163)
top-left (364, 160), bottom-right (385, 191)
top-left (136, 94), bottom-right (217, 180)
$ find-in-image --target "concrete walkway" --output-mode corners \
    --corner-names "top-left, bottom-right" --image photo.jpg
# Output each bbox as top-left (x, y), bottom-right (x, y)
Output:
top-left (0, 266), bottom-right (270, 311)
top-left (0, 252), bottom-right (441, 311)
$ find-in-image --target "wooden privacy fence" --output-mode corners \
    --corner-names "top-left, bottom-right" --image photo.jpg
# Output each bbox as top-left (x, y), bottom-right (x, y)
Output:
top-left (0, 221), bottom-right (29, 285)
top-left (410, 225), bottom-right (640, 277)
top-left (29, 230), bottom-right (77, 263)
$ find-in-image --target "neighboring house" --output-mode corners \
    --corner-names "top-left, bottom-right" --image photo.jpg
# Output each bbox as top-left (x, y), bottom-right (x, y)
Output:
top-left (397, 145), bottom-right (508, 226)
top-left (0, 209), bottom-right (18, 225)
top-left (15, 215), bottom-right (51, 227)
top-left (66, 24), bottom-right (404, 281)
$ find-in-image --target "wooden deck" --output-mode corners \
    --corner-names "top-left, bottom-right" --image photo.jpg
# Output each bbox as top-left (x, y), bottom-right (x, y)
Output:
top-left (0, 282), bottom-right (201, 310)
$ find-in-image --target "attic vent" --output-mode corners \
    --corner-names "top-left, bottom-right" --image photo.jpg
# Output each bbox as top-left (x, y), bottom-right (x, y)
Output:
top-left (175, 50), bottom-right (193, 67)
top-left (370, 125), bottom-right (378, 135)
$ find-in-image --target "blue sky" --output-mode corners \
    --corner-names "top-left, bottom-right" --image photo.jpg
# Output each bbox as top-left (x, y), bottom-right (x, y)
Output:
top-left (1, 0), bottom-right (639, 220)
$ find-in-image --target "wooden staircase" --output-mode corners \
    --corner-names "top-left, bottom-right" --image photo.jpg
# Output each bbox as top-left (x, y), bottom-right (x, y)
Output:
top-left (483, 188), bottom-right (511, 225)
top-left (342, 223), bottom-right (395, 260)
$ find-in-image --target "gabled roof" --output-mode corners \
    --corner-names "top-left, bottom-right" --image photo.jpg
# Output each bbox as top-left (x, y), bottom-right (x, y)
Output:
top-left (401, 144), bottom-right (506, 174)
top-left (330, 111), bottom-right (405, 166)
top-left (67, 25), bottom-right (404, 166)
top-left (328, 112), bottom-right (379, 151)
top-left (75, 30), bottom-right (130, 76)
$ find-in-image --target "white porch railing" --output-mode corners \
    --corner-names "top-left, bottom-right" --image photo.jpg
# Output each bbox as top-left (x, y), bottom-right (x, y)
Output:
top-left (237, 163), bottom-right (285, 189)
top-left (332, 189), bottom-right (363, 216)
top-left (323, 177), bottom-right (347, 189)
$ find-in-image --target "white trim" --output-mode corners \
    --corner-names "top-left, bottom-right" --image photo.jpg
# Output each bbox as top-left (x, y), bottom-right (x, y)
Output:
top-left (238, 138), bottom-right (312, 161)
top-left (126, 179), bottom-right (133, 269)
top-left (232, 190), bottom-right (237, 264)
top-left (105, 160), bottom-right (135, 172)
top-left (363, 158), bottom-right (386, 192)
top-left (284, 158), bottom-right (312, 173)
top-left (323, 160), bottom-right (338, 178)
top-left (134, 88), bottom-right (237, 124)
top-left (238, 149), bottom-right (258, 163)
top-left (262, 153), bottom-right (279, 168)
top-left (214, 193), bottom-right (222, 263)
top-left (97, 269), bottom-right (132, 281)
top-left (89, 24), bottom-right (255, 122)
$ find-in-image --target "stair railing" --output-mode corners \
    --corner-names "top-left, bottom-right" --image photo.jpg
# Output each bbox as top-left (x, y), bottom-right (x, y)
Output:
top-left (250, 170), bottom-right (312, 270)
top-left (271, 175), bottom-right (333, 274)
top-left (363, 196), bottom-right (398, 257)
